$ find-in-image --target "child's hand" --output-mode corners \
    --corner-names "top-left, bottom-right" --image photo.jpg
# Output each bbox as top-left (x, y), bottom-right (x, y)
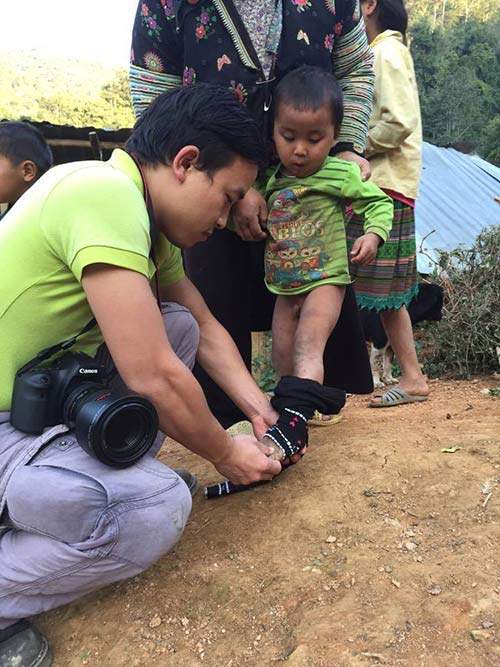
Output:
top-left (350, 232), bottom-right (381, 265)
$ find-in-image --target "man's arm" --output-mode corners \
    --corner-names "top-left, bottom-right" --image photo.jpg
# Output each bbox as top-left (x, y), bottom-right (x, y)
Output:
top-left (161, 276), bottom-right (277, 439)
top-left (82, 264), bottom-right (281, 484)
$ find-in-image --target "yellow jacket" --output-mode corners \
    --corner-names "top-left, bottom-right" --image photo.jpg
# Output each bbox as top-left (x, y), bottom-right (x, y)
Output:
top-left (366, 30), bottom-right (422, 200)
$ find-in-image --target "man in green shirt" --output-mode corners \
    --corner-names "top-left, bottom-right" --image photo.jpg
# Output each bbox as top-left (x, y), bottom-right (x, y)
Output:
top-left (0, 84), bottom-right (281, 666)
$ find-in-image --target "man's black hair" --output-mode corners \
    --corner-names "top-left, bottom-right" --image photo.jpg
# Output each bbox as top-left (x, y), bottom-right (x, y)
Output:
top-left (370, 0), bottom-right (408, 37)
top-left (126, 83), bottom-right (267, 172)
top-left (0, 121), bottom-right (53, 176)
top-left (274, 66), bottom-right (344, 138)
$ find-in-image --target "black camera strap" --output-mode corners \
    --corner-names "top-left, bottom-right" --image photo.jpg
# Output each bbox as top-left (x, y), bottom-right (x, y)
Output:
top-left (130, 154), bottom-right (162, 312)
top-left (16, 318), bottom-right (98, 376)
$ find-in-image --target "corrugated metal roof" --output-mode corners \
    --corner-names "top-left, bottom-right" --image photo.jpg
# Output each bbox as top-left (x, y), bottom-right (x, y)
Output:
top-left (416, 143), bottom-right (500, 272)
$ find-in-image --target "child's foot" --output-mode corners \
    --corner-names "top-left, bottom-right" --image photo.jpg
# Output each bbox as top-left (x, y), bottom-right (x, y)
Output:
top-left (263, 408), bottom-right (309, 460)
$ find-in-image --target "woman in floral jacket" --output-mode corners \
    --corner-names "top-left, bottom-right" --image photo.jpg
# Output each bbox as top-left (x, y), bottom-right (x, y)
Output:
top-left (130, 0), bottom-right (376, 426)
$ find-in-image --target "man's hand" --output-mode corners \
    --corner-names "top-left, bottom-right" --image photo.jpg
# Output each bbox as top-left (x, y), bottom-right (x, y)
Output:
top-left (336, 150), bottom-right (371, 181)
top-left (215, 434), bottom-right (282, 485)
top-left (250, 404), bottom-right (279, 440)
top-left (232, 187), bottom-right (268, 241)
top-left (350, 232), bottom-right (381, 265)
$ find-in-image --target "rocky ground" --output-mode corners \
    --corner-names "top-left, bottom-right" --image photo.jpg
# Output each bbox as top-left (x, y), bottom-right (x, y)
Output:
top-left (40, 378), bottom-right (500, 666)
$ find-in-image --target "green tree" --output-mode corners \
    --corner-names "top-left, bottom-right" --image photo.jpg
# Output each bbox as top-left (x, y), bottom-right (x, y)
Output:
top-left (0, 50), bottom-right (134, 129)
top-left (410, 17), bottom-right (500, 163)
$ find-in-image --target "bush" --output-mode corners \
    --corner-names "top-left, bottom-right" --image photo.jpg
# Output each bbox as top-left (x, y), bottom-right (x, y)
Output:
top-left (420, 225), bottom-right (500, 378)
top-left (251, 331), bottom-right (276, 392)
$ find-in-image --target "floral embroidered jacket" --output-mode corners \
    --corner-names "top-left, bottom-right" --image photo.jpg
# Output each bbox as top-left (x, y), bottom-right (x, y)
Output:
top-left (130, 0), bottom-right (374, 154)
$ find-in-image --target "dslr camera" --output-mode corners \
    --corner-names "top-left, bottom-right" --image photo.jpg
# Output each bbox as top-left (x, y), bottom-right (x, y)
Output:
top-left (10, 351), bottom-right (159, 468)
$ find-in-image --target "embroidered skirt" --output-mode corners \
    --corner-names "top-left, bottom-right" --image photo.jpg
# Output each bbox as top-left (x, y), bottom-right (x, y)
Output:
top-left (346, 199), bottom-right (419, 312)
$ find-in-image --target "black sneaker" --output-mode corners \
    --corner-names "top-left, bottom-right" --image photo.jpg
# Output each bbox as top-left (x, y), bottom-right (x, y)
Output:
top-left (0, 620), bottom-right (52, 667)
top-left (173, 468), bottom-right (199, 497)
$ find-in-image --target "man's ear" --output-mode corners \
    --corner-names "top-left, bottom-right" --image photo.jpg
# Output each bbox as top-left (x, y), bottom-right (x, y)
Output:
top-left (21, 160), bottom-right (38, 184)
top-left (171, 146), bottom-right (201, 183)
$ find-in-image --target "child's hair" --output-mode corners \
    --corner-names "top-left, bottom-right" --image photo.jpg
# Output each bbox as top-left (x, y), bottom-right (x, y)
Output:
top-left (370, 0), bottom-right (408, 37)
top-left (0, 121), bottom-right (53, 176)
top-left (126, 83), bottom-right (266, 172)
top-left (273, 66), bottom-right (344, 138)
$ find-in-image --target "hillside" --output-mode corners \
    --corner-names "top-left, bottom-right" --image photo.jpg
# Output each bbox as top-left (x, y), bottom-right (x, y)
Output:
top-left (0, 48), bottom-right (134, 129)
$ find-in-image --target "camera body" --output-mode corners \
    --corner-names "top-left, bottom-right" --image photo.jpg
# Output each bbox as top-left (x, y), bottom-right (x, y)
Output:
top-left (11, 351), bottom-right (159, 468)
top-left (11, 352), bottom-right (103, 434)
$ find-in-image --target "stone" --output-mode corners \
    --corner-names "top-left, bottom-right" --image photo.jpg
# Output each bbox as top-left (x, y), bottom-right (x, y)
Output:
top-left (326, 535), bottom-right (337, 543)
top-left (470, 630), bottom-right (490, 642)
top-left (286, 644), bottom-right (310, 666)
top-left (429, 585), bottom-right (442, 596)
top-left (359, 652), bottom-right (386, 663)
top-left (149, 616), bottom-right (162, 628)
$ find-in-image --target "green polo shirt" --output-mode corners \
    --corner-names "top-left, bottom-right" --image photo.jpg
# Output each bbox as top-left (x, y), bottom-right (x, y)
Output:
top-left (0, 149), bottom-right (184, 410)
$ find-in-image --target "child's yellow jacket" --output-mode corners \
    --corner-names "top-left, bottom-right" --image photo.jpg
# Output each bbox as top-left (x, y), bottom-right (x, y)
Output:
top-left (367, 30), bottom-right (422, 200)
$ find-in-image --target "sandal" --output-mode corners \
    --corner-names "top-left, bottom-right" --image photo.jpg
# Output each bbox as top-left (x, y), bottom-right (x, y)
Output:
top-left (308, 411), bottom-right (343, 427)
top-left (369, 386), bottom-right (428, 408)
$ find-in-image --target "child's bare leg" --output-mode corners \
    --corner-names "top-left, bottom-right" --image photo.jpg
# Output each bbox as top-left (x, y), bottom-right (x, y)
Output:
top-left (293, 285), bottom-right (346, 383)
top-left (271, 295), bottom-right (302, 378)
top-left (266, 295), bottom-right (304, 461)
top-left (263, 287), bottom-right (345, 461)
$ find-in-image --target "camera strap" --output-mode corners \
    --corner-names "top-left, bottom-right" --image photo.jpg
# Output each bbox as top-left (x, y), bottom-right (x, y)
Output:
top-left (130, 154), bottom-right (162, 311)
top-left (16, 318), bottom-right (98, 376)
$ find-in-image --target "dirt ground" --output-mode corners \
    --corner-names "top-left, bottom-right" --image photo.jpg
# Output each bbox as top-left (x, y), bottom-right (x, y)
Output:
top-left (39, 378), bottom-right (500, 667)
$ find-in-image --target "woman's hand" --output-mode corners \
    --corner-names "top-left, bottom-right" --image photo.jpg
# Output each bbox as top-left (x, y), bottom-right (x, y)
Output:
top-left (232, 187), bottom-right (268, 241)
top-left (350, 232), bottom-right (381, 265)
top-left (336, 150), bottom-right (371, 181)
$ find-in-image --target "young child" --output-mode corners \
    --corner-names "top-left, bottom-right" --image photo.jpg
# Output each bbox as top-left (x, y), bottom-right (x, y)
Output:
top-left (0, 121), bottom-right (53, 216)
top-left (257, 66), bottom-right (394, 462)
top-left (266, 67), bottom-right (394, 385)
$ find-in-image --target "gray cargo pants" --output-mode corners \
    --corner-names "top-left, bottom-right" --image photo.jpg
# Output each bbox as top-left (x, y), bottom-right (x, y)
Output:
top-left (0, 303), bottom-right (199, 628)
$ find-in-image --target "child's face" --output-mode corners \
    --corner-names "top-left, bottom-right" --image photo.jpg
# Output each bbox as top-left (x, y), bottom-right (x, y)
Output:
top-left (0, 155), bottom-right (37, 205)
top-left (273, 103), bottom-right (336, 178)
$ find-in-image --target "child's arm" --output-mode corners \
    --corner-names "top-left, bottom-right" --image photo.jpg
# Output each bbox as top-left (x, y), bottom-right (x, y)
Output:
top-left (341, 165), bottom-right (394, 265)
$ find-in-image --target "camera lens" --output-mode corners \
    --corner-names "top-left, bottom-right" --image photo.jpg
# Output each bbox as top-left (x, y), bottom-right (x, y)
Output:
top-left (63, 384), bottom-right (159, 468)
top-left (102, 407), bottom-right (149, 452)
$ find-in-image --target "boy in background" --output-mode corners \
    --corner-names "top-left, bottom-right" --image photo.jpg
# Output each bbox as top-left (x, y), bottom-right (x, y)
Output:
top-left (0, 121), bottom-right (53, 217)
